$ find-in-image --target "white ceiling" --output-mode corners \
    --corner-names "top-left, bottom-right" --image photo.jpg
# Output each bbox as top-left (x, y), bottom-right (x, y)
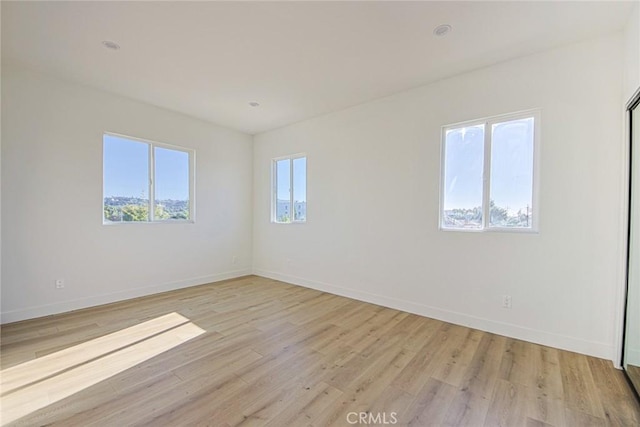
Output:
top-left (2, 1), bottom-right (634, 135)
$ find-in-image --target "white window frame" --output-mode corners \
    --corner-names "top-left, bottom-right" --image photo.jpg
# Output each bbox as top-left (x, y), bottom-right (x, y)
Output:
top-left (439, 109), bottom-right (540, 233)
top-left (271, 153), bottom-right (307, 224)
top-left (102, 132), bottom-right (196, 224)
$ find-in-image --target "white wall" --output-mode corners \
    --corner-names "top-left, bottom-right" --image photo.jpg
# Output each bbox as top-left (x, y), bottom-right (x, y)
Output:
top-left (624, 3), bottom-right (640, 101)
top-left (1, 65), bottom-right (253, 323)
top-left (253, 34), bottom-right (625, 361)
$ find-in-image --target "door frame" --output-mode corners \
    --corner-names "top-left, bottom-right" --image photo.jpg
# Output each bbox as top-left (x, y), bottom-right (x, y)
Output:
top-left (622, 86), bottom-right (640, 401)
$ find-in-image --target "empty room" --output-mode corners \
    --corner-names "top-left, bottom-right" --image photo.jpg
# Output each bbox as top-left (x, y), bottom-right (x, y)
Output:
top-left (2, 1), bottom-right (640, 426)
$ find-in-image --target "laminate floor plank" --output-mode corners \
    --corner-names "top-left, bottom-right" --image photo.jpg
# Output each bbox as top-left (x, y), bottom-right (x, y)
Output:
top-left (1, 275), bottom-right (637, 426)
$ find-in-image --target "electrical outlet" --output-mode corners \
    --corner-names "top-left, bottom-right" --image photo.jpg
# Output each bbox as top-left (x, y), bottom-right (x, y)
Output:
top-left (55, 279), bottom-right (65, 289)
top-left (502, 295), bottom-right (512, 309)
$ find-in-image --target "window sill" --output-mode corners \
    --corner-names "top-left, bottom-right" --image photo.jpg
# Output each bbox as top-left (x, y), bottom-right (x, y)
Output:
top-left (103, 220), bottom-right (195, 225)
top-left (439, 226), bottom-right (539, 234)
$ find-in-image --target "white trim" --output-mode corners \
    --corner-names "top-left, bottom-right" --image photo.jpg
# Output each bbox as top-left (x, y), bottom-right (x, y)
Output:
top-left (438, 126), bottom-right (446, 229)
top-left (253, 269), bottom-right (615, 361)
top-left (0, 269), bottom-right (251, 324)
top-left (188, 148), bottom-right (197, 222)
top-left (271, 158), bottom-right (277, 221)
top-left (532, 110), bottom-right (542, 232)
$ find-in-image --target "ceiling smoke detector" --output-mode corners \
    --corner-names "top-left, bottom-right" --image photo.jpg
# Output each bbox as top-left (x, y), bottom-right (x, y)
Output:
top-left (102, 40), bottom-right (120, 50)
top-left (433, 24), bottom-right (452, 37)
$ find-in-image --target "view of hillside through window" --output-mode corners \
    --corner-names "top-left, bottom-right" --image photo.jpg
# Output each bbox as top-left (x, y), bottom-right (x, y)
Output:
top-left (103, 134), bottom-right (191, 222)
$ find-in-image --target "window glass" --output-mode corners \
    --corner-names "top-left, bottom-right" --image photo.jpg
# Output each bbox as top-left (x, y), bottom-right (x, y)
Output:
top-left (103, 134), bottom-right (194, 224)
top-left (442, 125), bottom-right (485, 229)
top-left (154, 147), bottom-right (190, 220)
top-left (440, 111), bottom-right (538, 232)
top-left (276, 159), bottom-right (291, 223)
top-left (273, 155), bottom-right (306, 224)
top-left (293, 157), bottom-right (307, 221)
top-left (103, 135), bottom-right (149, 222)
top-left (489, 118), bottom-right (534, 228)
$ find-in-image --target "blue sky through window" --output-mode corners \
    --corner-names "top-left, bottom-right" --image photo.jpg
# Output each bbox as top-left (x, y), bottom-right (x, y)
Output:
top-left (293, 157), bottom-right (306, 203)
top-left (103, 135), bottom-right (149, 199)
top-left (443, 125), bottom-right (484, 210)
top-left (104, 134), bottom-right (189, 201)
top-left (155, 147), bottom-right (189, 201)
top-left (276, 157), bottom-right (306, 202)
top-left (276, 159), bottom-right (290, 202)
top-left (490, 118), bottom-right (534, 213)
top-left (443, 118), bottom-right (534, 213)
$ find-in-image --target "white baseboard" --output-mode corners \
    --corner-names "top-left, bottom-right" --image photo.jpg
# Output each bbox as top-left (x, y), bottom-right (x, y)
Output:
top-left (253, 269), bottom-right (615, 362)
top-left (0, 269), bottom-right (252, 324)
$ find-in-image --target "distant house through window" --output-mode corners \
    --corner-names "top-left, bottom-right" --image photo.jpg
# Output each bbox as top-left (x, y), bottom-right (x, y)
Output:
top-left (440, 110), bottom-right (539, 232)
top-left (103, 133), bottom-right (195, 223)
top-left (273, 154), bottom-right (307, 223)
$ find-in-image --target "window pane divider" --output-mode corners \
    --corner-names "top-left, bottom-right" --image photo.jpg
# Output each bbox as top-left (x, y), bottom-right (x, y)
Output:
top-left (149, 144), bottom-right (155, 222)
top-left (289, 158), bottom-right (294, 223)
top-left (482, 121), bottom-right (491, 229)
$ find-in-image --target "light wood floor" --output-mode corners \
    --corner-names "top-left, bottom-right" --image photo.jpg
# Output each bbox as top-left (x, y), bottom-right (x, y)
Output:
top-left (1, 275), bottom-right (639, 426)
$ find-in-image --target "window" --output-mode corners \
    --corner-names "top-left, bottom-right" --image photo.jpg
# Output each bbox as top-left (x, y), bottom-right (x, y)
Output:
top-left (272, 154), bottom-right (306, 223)
top-left (103, 133), bottom-right (194, 223)
top-left (440, 110), bottom-right (539, 232)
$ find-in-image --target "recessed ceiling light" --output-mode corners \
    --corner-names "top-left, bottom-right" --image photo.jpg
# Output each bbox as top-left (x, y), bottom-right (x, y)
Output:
top-left (249, 101), bottom-right (260, 107)
top-left (433, 24), bottom-right (452, 37)
top-left (102, 40), bottom-right (120, 50)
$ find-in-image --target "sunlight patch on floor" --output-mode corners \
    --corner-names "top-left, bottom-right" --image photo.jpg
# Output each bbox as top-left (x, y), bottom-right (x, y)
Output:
top-left (0, 312), bottom-right (205, 425)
